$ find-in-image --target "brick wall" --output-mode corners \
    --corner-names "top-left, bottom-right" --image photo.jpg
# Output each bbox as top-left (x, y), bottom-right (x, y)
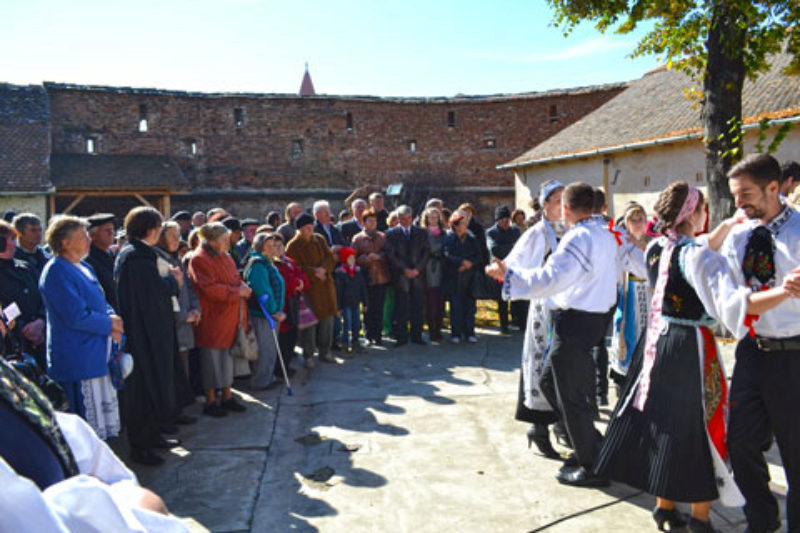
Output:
top-left (46, 84), bottom-right (624, 194)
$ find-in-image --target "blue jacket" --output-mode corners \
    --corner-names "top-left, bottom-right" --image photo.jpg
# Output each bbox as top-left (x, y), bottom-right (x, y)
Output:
top-left (243, 251), bottom-right (285, 319)
top-left (39, 257), bottom-right (112, 382)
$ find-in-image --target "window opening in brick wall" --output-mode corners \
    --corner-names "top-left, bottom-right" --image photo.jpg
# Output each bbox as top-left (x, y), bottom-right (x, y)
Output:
top-left (187, 139), bottom-right (197, 156)
top-left (549, 105), bottom-right (558, 123)
top-left (138, 104), bottom-right (148, 132)
top-left (696, 172), bottom-right (703, 182)
top-left (346, 112), bottom-right (353, 131)
top-left (407, 140), bottom-right (417, 153)
top-left (292, 139), bottom-right (304, 158)
top-left (447, 111), bottom-right (455, 127)
top-left (234, 108), bottom-right (244, 128)
top-left (484, 138), bottom-right (496, 149)
top-left (86, 137), bottom-right (96, 154)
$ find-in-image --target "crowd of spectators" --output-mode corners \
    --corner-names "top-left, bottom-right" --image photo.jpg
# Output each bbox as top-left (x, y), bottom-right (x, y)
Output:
top-left (0, 192), bottom-right (531, 467)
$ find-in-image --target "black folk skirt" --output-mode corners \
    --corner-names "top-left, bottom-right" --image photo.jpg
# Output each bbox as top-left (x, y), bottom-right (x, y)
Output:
top-left (594, 323), bottom-right (719, 502)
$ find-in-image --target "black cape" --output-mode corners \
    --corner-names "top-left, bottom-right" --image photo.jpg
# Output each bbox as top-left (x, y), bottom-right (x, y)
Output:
top-left (115, 239), bottom-right (179, 444)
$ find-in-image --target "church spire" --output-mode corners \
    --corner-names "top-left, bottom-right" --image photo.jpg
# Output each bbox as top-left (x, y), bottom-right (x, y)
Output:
top-left (299, 62), bottom-right (316, 97)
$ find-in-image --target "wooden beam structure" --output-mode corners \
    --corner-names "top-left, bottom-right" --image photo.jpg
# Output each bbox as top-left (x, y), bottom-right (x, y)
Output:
top-left (52, 188), bottom-right (176, 217)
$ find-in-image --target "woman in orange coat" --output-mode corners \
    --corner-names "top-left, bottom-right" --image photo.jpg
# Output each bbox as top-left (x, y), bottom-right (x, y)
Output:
top-left (188, 222), bottom-right (252, 417)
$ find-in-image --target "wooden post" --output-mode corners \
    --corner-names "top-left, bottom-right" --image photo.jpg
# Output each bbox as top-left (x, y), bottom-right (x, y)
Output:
top-left (603, 158), bottom-right (612, 219)
top-left (162, 194), bottom-right (171, 218)
top-left (63, 194), bottom-right (87, 214)
top-left (48, 195), bottom-right (56, 218)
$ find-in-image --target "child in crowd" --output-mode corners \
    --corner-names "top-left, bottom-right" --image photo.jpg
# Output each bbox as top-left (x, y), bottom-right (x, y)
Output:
top-left (334, 247), bottom-right (368, 354)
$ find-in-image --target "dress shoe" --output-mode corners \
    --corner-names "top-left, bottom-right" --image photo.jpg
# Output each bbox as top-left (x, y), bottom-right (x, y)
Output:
top-left (176, 414), bottom-right (198, 425)
top-left (153, 436), bottom-right (182, 449)
top-left (555, 466), bottom-right (610, 487)
top-left (221, 397), bottom-right (246, 412)
top-left (526, 425), bottom-right (560, 459)
top-left (159, 424), bottom-right (179, 435)
top-left (203, 403), bottom-right (228, 417)
top-left (652, 507), bottom-right (688, 531)
top-left (130, 448), bottom-right (164, 466)
top-left (689, 517), bottom-right (717, 532)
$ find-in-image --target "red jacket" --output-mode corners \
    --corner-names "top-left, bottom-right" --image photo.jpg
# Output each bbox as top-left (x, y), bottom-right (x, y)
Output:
top-left (188, 245), bottom-right (244, 349)
top-left (274, 255), bottom-right (309, 333)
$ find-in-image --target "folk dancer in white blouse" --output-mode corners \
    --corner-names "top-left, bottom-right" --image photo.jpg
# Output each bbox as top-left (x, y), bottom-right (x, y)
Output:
top-left (722, 153), bottom-right (800, 533)
top-left (488, 182), bottom-right (644, 487)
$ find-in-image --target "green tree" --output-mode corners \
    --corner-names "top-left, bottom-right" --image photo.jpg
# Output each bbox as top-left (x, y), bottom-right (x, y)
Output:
top-left (548, 0), bottom-right (800, 227)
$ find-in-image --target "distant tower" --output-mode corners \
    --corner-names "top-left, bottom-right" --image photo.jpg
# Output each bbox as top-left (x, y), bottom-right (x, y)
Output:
top-left (299, 63), bottom-right (316, 97)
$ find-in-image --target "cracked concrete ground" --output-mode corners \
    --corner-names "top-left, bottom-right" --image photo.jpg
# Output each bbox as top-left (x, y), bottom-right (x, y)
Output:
top-left (119, 331), bottom-right (788, 532)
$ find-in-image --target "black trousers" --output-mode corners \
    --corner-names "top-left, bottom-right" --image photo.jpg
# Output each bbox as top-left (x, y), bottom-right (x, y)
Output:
top-left (365, 284), bottom-right (387, 342)
top-left (497, 299), bottom-right (529, 331)
top-left (728, 336), bottom-right (800, 532)
top-left (549, 308), bottom-right (608, 468)
top-left (276, 327), bottom-right (298, 377)
top-left (592, 305), bottom-right (617, 400)
top-left (393, 284), bottom-right (425, 342)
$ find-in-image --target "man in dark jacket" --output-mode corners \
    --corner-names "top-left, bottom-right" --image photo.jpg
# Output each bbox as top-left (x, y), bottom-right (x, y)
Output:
top-left (0, 220), bottom-right (46, 367)
top-left (369, 192), bottom-right (390, 232)
top-left (385, 205), bottom-right (430, 346)
top-left (486, 205), bottom-right (523, 333)
top-left (85, 213), bottom-right (118, 312)
top-left (338, 199), bottom-right (367, 244)
top-left (12, 213), bottom-right (50, 277)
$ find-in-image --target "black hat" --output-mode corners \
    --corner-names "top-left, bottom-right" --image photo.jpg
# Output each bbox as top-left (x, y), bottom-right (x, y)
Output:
top-left (221, 217), bottom-right (241, 231)
top-left (494, 205), bottom-right (511, 221)
top-left (295, 213), bottom-right (314, 229)
top-left (171, 210), bottom-right (191, 222)
top-left (241, 218), bottom-right (259, 227)
top-left (2, 210), bottom-right (16, 223)
top-left (87, 213), bottom-right (115, 228)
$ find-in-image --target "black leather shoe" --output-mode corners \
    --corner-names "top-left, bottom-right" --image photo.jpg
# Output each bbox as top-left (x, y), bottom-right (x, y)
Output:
top-left (203, 403), bottom-right (228, 417)
top-left (652, 507), bottom-right (688, 531)
top-left (130, 448), bottom-right (164, 466)
top-left (176, 414), bottom-right (198, 425)
top-left (689, 517), bottom-right (717, 532)
top-left (153, 436), bottom-right (182, 449)
top-left (527, 425), bottom-right (560, 459)
top-left (555, 466), bottom-right (610, 487)
top-left (221, 397), bottom-right (246, 412)
top-left (159, 424), bottom-right (179, 435)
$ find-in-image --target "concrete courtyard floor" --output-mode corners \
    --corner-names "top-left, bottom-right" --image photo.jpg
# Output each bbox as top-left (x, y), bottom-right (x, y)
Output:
top-left (124, 330), bottom-right (788, 532)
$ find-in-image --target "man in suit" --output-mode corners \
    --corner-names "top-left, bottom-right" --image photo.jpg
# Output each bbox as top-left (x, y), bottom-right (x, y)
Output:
top-left (313, 200), bottom-right (345, 255)
top-left (339, 198), bottom-right (367, 245)
top-left (385, 205), bottom-right (430, 346)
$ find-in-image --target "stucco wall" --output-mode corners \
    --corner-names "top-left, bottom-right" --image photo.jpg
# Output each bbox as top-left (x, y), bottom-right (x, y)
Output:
top-left (0, 194), bottom-right (48, 222)
top-left (515, 125), bottom-right (800, 221)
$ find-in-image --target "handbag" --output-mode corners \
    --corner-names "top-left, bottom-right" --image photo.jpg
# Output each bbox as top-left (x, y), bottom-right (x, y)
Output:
top-left (296, 294), bottom-right (319, 331)
top-left (231, 300), bottom-right (259, 361)
top-left (108, 335), bottom-right (134, 391)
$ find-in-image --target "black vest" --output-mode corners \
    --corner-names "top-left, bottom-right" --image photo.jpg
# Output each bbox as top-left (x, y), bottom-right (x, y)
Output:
top-left (646, 241), bottom-right (705, 321)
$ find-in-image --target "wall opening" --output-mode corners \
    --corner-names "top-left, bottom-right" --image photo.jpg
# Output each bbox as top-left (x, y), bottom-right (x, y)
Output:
top-left (447, 110), bottom-right (455, 128)
top-left (138, 104), bottom-right (148, 132)
top-left (407, 139), bottom-right (417, 153)
top-left (292, 139), bottom-right (304, 158)
top-left (549, 104), bottom-right (558, 123)
top-left (234, 108), bottom-right (245, 128)
top-left (86, 137), bottom-right (96, 154)
top-left (484, 138), bottom-right (497, 149)
top-left (346, 112), bottom-right (353, 131)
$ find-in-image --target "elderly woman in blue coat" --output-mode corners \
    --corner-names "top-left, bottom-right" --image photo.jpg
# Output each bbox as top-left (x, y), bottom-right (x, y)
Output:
top-left (39, 215), bottom-right (124, 440)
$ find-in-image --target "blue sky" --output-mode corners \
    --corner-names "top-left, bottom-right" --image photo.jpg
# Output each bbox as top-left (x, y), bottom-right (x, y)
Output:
top-left (1, 0), bottom-right (661, 96)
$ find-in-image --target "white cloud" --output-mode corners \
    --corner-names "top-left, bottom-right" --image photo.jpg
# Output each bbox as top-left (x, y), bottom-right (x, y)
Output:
top-left (467, 36), bottom-right (635, 64)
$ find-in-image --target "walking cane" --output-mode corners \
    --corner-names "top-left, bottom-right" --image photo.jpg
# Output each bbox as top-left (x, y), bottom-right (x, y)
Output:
top-left (258, 294), bottom-right (293, 396)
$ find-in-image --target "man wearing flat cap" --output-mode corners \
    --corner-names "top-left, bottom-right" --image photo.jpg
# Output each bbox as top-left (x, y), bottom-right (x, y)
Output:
top-left (234, 218), bottom-right (260, 269)
top-left (221, 217), bottom-right (244, 267)
top-left (85, 213), bottom-right (118, 312)
top-left (170, 211), bottom-right (192, 240)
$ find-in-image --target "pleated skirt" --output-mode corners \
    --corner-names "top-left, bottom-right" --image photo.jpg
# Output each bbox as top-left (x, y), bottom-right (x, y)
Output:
top-left (594, 323), bottom-right (718, 502)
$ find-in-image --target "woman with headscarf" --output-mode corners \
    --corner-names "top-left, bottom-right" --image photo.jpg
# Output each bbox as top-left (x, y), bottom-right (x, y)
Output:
top-left (501, 180), bottom-right (566, 459)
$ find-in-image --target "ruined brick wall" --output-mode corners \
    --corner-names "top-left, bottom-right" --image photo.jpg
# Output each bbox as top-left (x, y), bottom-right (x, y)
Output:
top-left (46, 84), bottom-right (624, 194)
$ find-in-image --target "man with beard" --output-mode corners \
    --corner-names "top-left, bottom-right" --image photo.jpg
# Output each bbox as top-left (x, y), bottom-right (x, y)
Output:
top-left (721, 153), bottom-right (800, 533)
